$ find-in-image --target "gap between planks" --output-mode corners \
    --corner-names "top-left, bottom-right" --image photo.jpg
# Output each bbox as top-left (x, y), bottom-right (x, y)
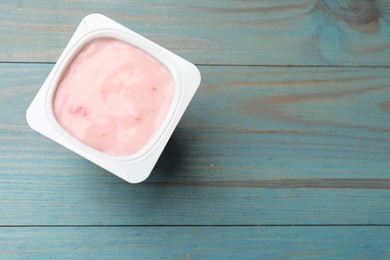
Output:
top-left (0, 224), bottom-right (389, 228)
top-left (1, 61), bottom-right (390, 68)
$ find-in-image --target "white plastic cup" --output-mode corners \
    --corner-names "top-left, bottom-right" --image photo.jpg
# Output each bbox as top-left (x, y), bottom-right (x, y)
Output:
top-left (26, 14), bottom-right (201, 183)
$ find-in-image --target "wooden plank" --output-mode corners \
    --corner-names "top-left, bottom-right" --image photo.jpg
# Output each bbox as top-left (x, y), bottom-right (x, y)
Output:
top-left (0, 226), bottom-right (389, 259)
top-left (1, 0), bottom-right (390, 65)
top-left (0, 64), bottom-right (389, 225)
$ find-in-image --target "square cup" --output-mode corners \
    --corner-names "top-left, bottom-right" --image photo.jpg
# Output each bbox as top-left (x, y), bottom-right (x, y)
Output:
top-left (26, 14), bottom-right (201, 183)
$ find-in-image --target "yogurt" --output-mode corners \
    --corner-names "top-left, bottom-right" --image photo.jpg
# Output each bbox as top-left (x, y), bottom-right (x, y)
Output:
top-left (27, 14), bottom-right (201, 183)
top-left (53, 38), bottom-right (175, 156)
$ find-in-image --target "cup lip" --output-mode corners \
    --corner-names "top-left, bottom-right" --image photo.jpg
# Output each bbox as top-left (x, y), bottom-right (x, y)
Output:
top-left (45, 28), bottom-right (184, 163)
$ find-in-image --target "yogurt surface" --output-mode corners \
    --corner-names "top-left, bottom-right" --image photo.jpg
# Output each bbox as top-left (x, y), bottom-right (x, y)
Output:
top-left (53, 38), bottom-right (175, 156)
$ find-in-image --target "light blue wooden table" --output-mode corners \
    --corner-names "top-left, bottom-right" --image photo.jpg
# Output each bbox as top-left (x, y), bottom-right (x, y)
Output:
top-left (1, 1), bottom-right (390, 259)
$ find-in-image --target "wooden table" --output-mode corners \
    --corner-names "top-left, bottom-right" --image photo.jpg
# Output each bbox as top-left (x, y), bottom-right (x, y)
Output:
top-left (1, 1), bottom-right (390, 258)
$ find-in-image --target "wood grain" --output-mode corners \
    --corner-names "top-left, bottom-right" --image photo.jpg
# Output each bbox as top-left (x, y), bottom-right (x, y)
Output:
top-left (0, 227), bottom-right (389, 259)
top-left (1, 64), bottom-right (389, 225)
top-left (2, 1), bottom-right (390, 255)
top-left (1, 0), bottom-right (390, 65)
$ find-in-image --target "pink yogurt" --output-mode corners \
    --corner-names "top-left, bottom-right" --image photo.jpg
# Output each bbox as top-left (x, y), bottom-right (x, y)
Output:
top-left (53, 38), bottom-right (175, 156)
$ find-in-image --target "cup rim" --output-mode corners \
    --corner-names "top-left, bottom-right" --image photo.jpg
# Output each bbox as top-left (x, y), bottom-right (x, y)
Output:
top-left (45, 28), bottom-right (185, 163)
